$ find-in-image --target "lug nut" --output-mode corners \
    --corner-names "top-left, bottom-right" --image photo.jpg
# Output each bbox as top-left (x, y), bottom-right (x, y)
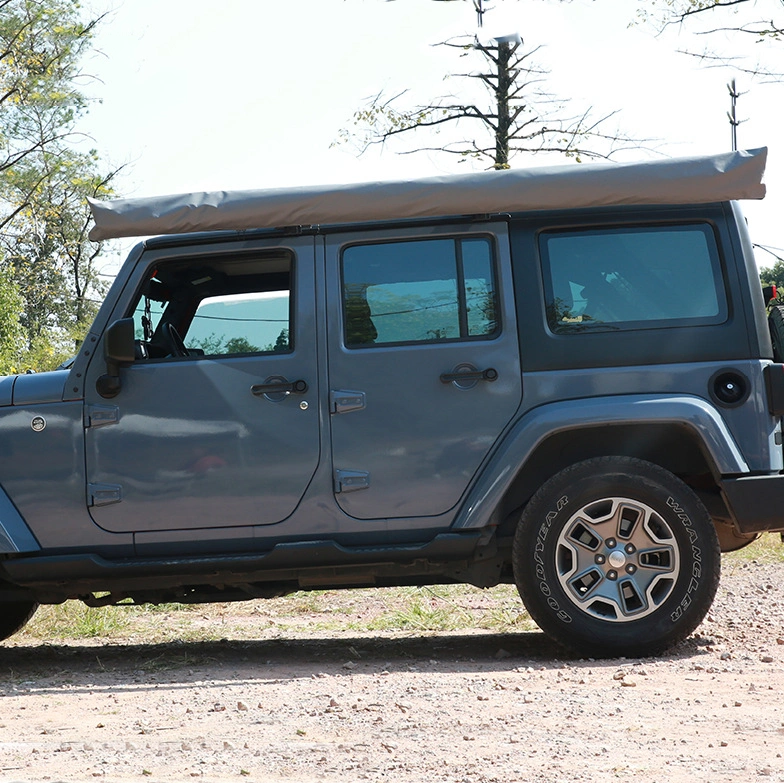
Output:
top-left (606, 538), bottom-right (617, 548)
top-left (626, 564), bottom-right (637, 575)
top-left (625, 544), bottom-right (636, 554)
top-left (595, 554), bottom-right (606, 565)
top-left (607, 570), bottom-right (618, 581)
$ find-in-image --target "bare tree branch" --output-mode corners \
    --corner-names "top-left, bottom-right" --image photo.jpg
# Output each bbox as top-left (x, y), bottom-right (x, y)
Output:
top-left (676, 0), bottom-right (753, 23)
top-left (646, 0), bottom-right (784, 80)
top-left (336, 34), bottom-right (642, 169)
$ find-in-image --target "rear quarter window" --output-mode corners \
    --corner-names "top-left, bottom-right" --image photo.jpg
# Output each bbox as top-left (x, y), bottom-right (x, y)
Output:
top-left (541, 224), bottom-right (727, 333)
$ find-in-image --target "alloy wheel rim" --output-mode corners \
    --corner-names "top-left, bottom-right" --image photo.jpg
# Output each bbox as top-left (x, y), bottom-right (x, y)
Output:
top-left (554, 496), bottom-right (680, 622)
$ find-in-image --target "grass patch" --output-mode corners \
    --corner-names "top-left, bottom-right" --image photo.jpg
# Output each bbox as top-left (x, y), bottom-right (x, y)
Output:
top-left (347, 584), bottom-right (534, 634)
top-left (23, 603), bottom-right (133, 640)
top-left (19, 601), bottom-right (209, 643)
top-left (16, 584), bottom-right (534, 642)
top-left (724, 532), bottom-right (784, 565)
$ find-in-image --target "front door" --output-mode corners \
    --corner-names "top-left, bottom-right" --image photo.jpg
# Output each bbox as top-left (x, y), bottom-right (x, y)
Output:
top-left (326, 223), bottom-right (522, 520)
top-left (85, 237), bottom-right (319, 534)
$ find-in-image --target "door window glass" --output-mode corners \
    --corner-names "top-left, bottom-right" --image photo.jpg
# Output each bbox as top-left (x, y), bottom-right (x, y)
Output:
top-left (129, 252), bottom-right (292, 359)
top-left (189, 291), bottom-right (290, 355)
top-left (342, 236), bottom-right (498, 347)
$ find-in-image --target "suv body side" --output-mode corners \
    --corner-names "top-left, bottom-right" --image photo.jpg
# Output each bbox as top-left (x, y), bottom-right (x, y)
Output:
top-left (0, 176), bottom-right (779, 655)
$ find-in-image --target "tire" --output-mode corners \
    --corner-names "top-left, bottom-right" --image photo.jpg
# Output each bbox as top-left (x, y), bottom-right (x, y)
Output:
top-left (513, 457), bottom-right (720, 658)
top-left (768, 305), bottom-right (784, 362)
top-left (0, 601), bottom-right (38, 642)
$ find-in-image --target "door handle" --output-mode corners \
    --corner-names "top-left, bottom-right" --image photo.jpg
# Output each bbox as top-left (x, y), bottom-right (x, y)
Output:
top-left (440, 367), bottom-right (498, 384)
top-left (251, 379), bottom-right (308, 397)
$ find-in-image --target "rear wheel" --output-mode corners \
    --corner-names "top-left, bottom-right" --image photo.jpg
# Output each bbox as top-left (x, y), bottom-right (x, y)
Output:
top-left (513, 457), bottom-right (720, 658)
top-left (0, 600), bottom-right (38, 642)
top-left (768, 305), bottom-right (784, 362)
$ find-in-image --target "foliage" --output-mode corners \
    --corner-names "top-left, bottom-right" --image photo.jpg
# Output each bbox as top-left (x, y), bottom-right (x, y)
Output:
top-left (0, 264), bottom-right (24, 373)
top-left (265, 328), bottom-right (289, 353)
top-left (759, 257), bottom-right (784, 291)
top-left (0, 0), bottom-right (118, 372)
top-left (2, 149), bottom-right (118, 367)
top-left (336, 35), bottom-right (636, 169)
top-left (192, 329), bottom-right (289, 355)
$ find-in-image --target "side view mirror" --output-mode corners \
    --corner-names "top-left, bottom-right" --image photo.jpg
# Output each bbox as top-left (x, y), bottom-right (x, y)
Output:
top-left (96, 318), bottom-right (136, 398)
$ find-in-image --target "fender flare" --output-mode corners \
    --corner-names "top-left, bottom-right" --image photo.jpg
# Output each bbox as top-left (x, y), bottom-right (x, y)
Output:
top-left (452, 394), bottom-right (747, 530)
top-left (0, 488), bottom-right (40, 554)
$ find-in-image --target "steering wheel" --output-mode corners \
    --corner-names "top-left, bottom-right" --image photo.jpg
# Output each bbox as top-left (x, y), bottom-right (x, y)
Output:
top-left (163, 323), bottom-right (188, 357)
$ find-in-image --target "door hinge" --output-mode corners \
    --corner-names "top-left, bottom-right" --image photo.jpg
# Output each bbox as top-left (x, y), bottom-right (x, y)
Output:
top-left (88, 483), bottom-right (122, 507)
top-left (334, 470), bottom-right (370, 493)
top-left (330, 390), bottom-right (366, 415)
top-left (85, 404), bottom-right (120, 428)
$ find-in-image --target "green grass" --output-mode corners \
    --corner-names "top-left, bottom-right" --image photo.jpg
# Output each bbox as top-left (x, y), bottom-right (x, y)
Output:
top-left (16, 584), bottom-right (534, 643)
top-left (25, 602), bottom-right (134, 640)
top-left (724, 532), bottom-right (784, 564)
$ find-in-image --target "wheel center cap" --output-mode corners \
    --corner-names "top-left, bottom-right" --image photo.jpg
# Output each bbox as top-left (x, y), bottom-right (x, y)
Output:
top-left (608, 551), bottom-right (626, 568)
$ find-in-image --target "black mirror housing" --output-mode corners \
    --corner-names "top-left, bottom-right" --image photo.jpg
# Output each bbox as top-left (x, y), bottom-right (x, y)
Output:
top-left (97, 318), bottom-right (136, 398)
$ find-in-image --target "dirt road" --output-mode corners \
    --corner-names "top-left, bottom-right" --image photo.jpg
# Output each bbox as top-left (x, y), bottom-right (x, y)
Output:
top-left (0, 558), bottom-right (782, 783)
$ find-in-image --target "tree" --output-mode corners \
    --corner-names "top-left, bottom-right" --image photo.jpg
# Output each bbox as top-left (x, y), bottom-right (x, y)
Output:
top-left (0, 0), bottom-right (118, 369)
top-left (336, 34), bottom-right (635, 170)
top-left (0, 265), bottom-right (25, 372)
top-left (758, 254), bottom-right (784, 290)
top-left (2, 149), bottom-right (119, 360)
top-left (0, 0), bottom-right (103, 226)
top-left (646, 0), bottom-right (783, 36)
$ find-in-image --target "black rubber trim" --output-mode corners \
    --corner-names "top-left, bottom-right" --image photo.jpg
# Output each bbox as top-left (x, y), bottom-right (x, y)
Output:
top-left (0, 533), bottom-right (482, 590)
top-left (721, 474), bottom-right (784, 533)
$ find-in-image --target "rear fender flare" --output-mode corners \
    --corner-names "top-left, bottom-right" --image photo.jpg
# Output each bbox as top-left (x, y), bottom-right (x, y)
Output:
top-left (452, 394), bottom-right (747, 531)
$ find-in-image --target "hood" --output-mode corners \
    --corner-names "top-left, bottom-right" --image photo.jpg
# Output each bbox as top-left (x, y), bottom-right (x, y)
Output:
top-left (7, 370), bottom-right (69, 407)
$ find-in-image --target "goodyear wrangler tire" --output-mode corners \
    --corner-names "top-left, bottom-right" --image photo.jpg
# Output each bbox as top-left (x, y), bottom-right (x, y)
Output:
top-left (769, 305), bottom-right (784, 363)
top-left (513, 457), bottom-right (720, 658)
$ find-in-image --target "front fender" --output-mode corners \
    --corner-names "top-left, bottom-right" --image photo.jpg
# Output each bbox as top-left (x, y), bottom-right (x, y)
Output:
top-left (452, 394), bottom-right (748, 530)
top-left (0, 486), bottom-right (40, 553)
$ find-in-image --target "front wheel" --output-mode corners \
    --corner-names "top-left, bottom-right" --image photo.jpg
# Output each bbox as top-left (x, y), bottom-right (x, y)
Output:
top-left (513, 457), bottom-right (720, 658)
top-left (0, 600), bottom-right (38, 642)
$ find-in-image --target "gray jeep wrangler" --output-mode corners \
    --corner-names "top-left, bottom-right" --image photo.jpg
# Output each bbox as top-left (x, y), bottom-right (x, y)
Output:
top-left (0, 147), bottom-right (779, 657)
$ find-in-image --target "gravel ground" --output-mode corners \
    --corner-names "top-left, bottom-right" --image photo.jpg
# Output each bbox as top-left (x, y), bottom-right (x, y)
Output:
top-left (0, 558), bottom-right (782, 783)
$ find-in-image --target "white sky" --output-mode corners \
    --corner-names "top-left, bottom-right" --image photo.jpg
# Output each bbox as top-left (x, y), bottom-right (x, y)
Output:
top-left (76, 0), bottom-right (784, 271)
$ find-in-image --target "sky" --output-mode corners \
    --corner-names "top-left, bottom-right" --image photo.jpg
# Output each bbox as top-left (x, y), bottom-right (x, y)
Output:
top-left (74, 0), bottom-right (784, 272)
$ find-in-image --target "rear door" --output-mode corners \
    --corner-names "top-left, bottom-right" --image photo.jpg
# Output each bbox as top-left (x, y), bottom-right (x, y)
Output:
top-left (325, 223), bottom-right (522, 520)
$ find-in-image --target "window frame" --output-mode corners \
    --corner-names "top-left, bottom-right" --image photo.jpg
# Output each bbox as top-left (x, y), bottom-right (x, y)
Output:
top-left (127, 249), bottom-right (297, 362)
top-left (539, 221), bottom-right (729, 335)
top-left (340, 233), bottom-right (502, 350)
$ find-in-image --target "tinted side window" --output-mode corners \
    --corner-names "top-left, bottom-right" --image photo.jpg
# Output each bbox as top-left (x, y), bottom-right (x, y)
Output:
top-left (342, 237), bottom-right (498, 347)
top-left (541, 225), bottom-right (727, 333)
top-left (189, 291), bottom-right (290, 355)
top-left (130, 252), bottom-right (292, 360)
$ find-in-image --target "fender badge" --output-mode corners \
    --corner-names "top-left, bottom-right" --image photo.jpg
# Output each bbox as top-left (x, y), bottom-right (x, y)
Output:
top-left (31, 416), bottom-right (46, 432)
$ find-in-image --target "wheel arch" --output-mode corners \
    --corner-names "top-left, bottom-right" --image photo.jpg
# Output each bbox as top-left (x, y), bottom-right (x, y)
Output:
top-left (453, 394), bottom-right (747, 536)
